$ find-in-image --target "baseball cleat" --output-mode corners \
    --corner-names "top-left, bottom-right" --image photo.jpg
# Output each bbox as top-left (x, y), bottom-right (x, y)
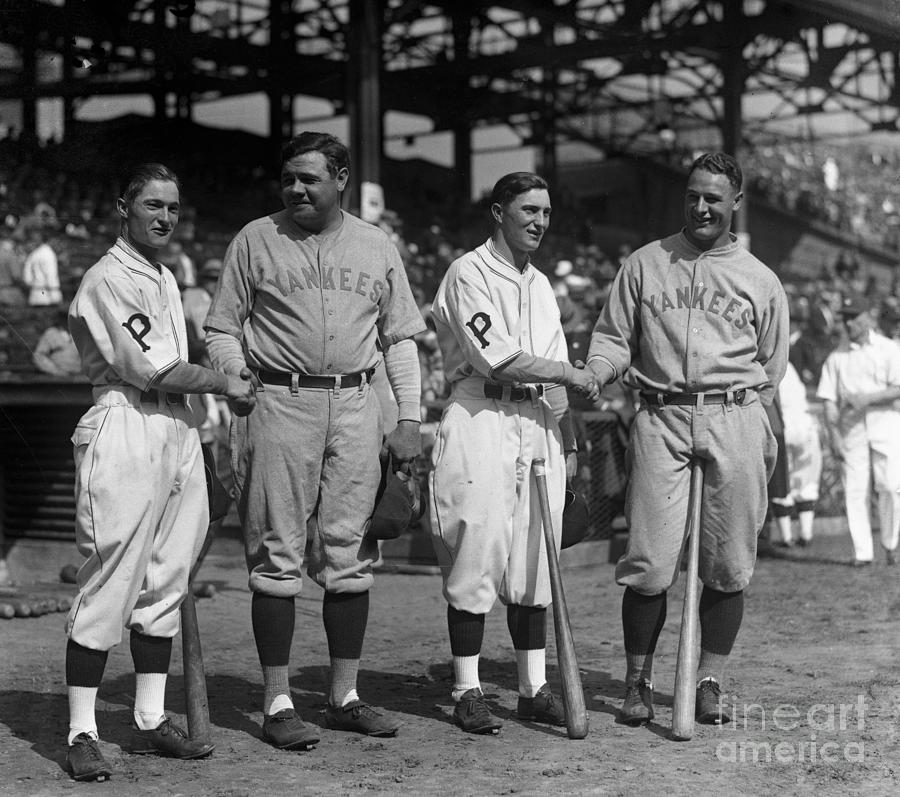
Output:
top-left (262, 709), bottom-right (321, 750)
top-left (619, 678), bottom-right (654, 725)
top-left (517, 683), bottom-right (566, 726)
top-left (324, 700), bottom-right (400, 737)
top-left (453, 688), bottom-right (503, 735)
top-left (695, 678), bottom-right (731, 725)
top-left (131, 717), bottom-right (215, 759)
top-left (67, 733), bottom-right (112, 782)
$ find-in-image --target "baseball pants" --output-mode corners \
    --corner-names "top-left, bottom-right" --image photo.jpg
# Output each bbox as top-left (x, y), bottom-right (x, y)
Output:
top-left (231, 379), bottom-right (382, 596)
top-left (67, 388), bottom-right (209, 650)
top-left (616, 394), bottom-right (776, 595)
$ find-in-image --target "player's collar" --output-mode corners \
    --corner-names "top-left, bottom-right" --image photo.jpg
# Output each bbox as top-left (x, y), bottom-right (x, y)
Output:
top-left (111, 237), bottom-right (164, 275)
top-left (485, 238), bottom-right (531, 273)
top-left (678, 230), bottom-right (740, 258)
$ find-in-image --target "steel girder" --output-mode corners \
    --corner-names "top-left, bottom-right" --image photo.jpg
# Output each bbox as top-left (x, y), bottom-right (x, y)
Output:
top-left (0, 0), bottom-right (898, 154)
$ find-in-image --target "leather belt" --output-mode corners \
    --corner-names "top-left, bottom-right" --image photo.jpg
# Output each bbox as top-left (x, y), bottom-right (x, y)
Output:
top-left (258, 368), bottom-right (375, 389)
top-left (483, 383), bottom-right (545, 402)
top-left (141, 389), bottom-right (186, 406)
top-left (640, 388), bottom-right (748, 407)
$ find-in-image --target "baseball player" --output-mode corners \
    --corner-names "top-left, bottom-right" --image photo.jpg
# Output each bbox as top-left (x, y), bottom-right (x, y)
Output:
top-left (63, 163), bottom-right (256, 782)
top-left (428, 172), bottom-right (599, 734)
top-left (204, 131), bottom-right (425, 749)
top-left (816, 292), bottom-right (900, 565)
top-left (586, 153), bottom-right (789, 727)
top-left (768, 361), bottom-right (822, 547)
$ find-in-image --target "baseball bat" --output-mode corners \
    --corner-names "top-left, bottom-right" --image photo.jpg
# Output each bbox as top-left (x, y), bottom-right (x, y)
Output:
top-left (532, 458), bottom-right (589, 740)
top-left (179, 517), bottom-right (221, 746)
top-left (671, 459), bottom-right (705, 742)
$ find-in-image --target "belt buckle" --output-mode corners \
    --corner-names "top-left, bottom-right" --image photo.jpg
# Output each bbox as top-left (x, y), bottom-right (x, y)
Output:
top-left (735, 388), bottom-right (746, 405)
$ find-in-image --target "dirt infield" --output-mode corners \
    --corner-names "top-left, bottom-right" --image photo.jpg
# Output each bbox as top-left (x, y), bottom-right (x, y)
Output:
top-left (1, 520), bottom-right (898, 797)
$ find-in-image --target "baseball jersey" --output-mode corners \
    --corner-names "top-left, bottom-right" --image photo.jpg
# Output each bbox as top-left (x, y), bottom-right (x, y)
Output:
top-left (430, 239), bottom-right (568, 384)
top-left (588, 232), bottom-right (789, 403)
top-left (68, 238), bottom-right (189, 391)
top-left (204, 209), bottom-right (425, 374)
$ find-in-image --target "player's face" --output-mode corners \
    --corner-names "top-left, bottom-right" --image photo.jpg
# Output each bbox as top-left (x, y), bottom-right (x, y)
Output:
top-left (118, 179), bottom-right (180, 258)
top-left (495, 188), bottom-right (551, 258)
top-left (281, 151), bottom-right (349, 233)
top-left (683, 169), bottom-right (742, 251)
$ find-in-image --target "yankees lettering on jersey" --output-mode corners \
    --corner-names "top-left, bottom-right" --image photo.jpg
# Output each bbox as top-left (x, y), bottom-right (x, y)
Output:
top-left (262, 265), bottom-right (385, 304)
top-left (206, 209), bottom-right (424, 375)
top-left (642, 283), bottom-right (753, 329)
top-left (588, 231), bottom-right (789, 399)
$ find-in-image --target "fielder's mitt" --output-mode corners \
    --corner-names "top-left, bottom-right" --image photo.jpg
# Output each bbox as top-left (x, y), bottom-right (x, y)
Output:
top-left (561, 485), bottom-right (590, 549)
top-left (368, 453), bottom-right (423, 540)
top-left (202, 443), bottom-right (230, 523)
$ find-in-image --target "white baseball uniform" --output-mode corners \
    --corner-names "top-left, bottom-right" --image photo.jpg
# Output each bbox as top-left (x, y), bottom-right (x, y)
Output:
top-left (429, 239), bottom-right (567, 615)
top-left (66, 237), bottom-right (208, 650)
top-left (816, 330), bottom-right (900, 561)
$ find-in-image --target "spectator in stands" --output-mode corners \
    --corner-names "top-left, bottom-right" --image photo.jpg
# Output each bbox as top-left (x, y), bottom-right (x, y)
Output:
top-left (0, 238), bottom-right (26, 305)
top-left (162, 240), bottom-right (196, 289)
top-left (183, 257), bottom-right (221, 366)
top-left (32, 307), bottom-right (82, 376)
top-left (22, 230), bottom-right (62, 305)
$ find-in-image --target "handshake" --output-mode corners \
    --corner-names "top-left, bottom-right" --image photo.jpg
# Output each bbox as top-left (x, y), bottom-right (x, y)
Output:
top-left (567, 360), bottom-right (602, 403)
top-left (222, 367), bottom-right (259, 417)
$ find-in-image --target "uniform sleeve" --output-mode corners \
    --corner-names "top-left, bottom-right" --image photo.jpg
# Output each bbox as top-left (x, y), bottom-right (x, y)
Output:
top-left (754, 278), bottom-right (790, 405)
top-left (204, 232), bottom-right (254, 339)
top-left (586, 261), bottom-right (641, 379)
top-left (376, 236), bottom-right (426, 346)
top-left (76, 274), bottom-right (181, 391)
top-left (885, 339), bottom-right (900, 387)
top-left (441, 262), bottom-right (525, 377)
top-left (816, 355), bottom-right (838, 403)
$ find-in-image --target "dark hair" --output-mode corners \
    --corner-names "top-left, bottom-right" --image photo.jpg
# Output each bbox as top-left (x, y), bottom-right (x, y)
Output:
top-left (688, 152), bottom-right (743, 192)
top-left (119, 163), bottom-right (180, 205)
top-left (281, 131), bottom-right (350, 176)
top-left (490, 172), bottom-right (549, 209)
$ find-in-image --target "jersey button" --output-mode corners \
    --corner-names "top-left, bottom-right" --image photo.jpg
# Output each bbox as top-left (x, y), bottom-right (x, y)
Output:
top-left (326, 364), bottom-right (333, 370)
top-left (692, 327), bottom-right (698, 333)
top-left (329, 335), bottom-right (334, 340)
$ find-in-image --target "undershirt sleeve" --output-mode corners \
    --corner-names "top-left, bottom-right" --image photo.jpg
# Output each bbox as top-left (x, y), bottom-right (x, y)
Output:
top-left (383, 337), bottom-right (422, 422)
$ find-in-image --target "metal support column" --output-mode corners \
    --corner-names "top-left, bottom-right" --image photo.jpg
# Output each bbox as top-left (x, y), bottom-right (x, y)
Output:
top-left (347, 0), bottom-right (383, 214)
top-left (268, 0), bottom-right (294, 171)
top-left (722, 1), bottom-right (748, 247)
top-left (452, 6), bottom-right (473, 203)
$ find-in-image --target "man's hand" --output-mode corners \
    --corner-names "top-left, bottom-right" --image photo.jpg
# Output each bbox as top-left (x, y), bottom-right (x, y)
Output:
top-left (225, 367), bottom-right (257, 417)
top-left (568, 368), bottom-right (601, 403)
top-left (385, 419), bottom-right (422, 464)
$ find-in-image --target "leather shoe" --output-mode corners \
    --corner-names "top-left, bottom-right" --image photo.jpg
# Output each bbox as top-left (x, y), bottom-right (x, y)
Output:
top-left (696, 678), bottom-right (731, 725)
top-left (67, 733), bottom-right (112, 782)
top-left (517, 683), bottom-right (566, 726)
top-left (262, 709), bottom-right (320, 750)
top-left (324, 700), bottom-right (400, 737)
top-left (619, 678), bottom-right (654, 725)
top-left (131, 717), bottom-right (215, 759)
